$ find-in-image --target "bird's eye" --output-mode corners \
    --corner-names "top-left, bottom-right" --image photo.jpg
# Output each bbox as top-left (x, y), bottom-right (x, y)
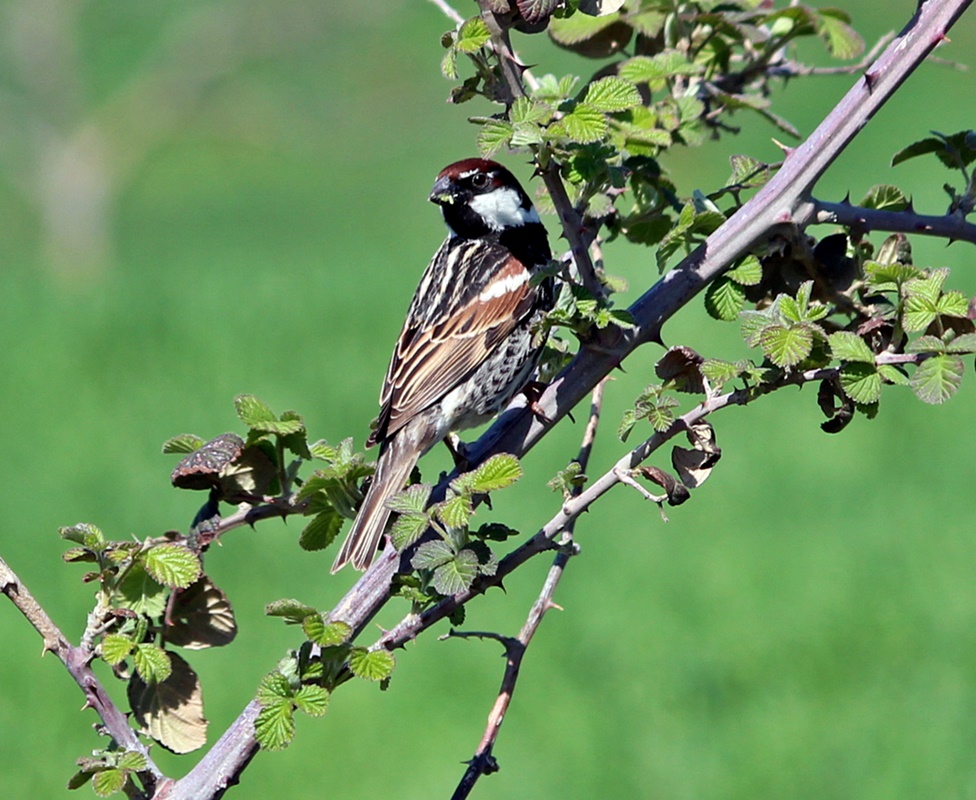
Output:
top-left (470, 172), bottom-right (491, 190)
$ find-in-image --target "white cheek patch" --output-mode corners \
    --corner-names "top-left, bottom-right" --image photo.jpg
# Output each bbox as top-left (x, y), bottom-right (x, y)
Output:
top-left (469, 187), bottom-right (541, 230)
top-left (479, 270), bottom-right (528, 302)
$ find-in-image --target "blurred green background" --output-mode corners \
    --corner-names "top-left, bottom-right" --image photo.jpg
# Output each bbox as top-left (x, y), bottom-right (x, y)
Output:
top-left (2, 1), bottom-right (976, 798)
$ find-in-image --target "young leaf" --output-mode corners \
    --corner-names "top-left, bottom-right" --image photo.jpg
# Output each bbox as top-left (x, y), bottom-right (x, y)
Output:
top-left (303, 615), bottom-right (351, 647)
top-left (726, 255), bottom-right (763, 286)
top-left (583, 76), bottom-right (641, 112)
top-left (459, 453), bottom-right (523, 493)
top-left (60, 523), bottom-right (105, 549)
top-left (299, 509), bottom-right (343, 552)
top-left (436, 493), bottom-right (474, 530)
top-left (116, 751), bottom-right (148, 772)
top-left (234, 394), bottom-right (276, 426)
top-left (349, 648), bottom-right (396, 682)
top-left (386, 483), bottom-right (432, 515)
top-left (557, 103), bottom-right (608, 144)
top-left (265, 598), bottom-right (317, 622)
top-left (390, 513), bottom-right (430, 551)
top-left (838, 363), bottom-right (882, 404)
top-left (860, 184), bottom-right (908, 212)
top-left (704, 277), bottom-right (745, 321)
top-left (829, 331), bottom-right (875, 363)
top-left (433, 550), bottom-right (481, 595)
top-left (101, 633), bottom-right (134, 666)
top-left (143, 544), bottom-right (201, 590)
top-left (257, 671), bottom-right (294, 706)
top-left (92, 768), bottom-right (126, 799)
top-left (412, 540), bottom-right (456, 571)
top-left (162, 434), bottom-right (206, 454)
top-left (255, 700), bottom-right (296, 751)
top-left (759, 324), bottom-right (814, 367)
top-left (910, 354), bottom-right (964, 404)
top-left (293, 685), bottom-right (330, 718)
top-left (477, 119), bottom-right (515, 156)
top-left (455, 16), bottom-right (491, 53)
top-left (133, 644), bottom-right (173, 685)
top-left (116, 564), bottom-right (167, 618)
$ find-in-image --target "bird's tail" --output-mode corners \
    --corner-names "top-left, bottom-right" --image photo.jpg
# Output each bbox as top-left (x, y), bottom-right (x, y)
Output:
top-left (331, 435), bottom-right (420, 573)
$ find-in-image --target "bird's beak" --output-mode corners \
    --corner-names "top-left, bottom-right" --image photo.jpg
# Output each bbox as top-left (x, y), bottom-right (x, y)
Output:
top-left (428, 175), bottom-right (456, 206)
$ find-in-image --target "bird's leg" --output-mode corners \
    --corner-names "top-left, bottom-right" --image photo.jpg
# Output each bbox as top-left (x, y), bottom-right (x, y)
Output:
top-left (444, 432), bottom-right (471, 472)
top-left (521, 380), bottom-right (571, 425)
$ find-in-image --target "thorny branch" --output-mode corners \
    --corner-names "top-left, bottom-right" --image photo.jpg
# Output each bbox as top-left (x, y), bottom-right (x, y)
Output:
top-left (0, 557), bottom-right (162, 797)
top-left (448, 378), bottom-right (606, 799)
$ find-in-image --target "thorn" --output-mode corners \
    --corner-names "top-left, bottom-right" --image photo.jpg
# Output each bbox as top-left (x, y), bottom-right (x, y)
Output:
top-left (548, 601), bottom-right (564, 612)
top-left (771, 138), bottom-right (794, 156)
top-left (841, 191), bottom-right (852, 205)
top-left (864, 70), bottom-right (878, 92)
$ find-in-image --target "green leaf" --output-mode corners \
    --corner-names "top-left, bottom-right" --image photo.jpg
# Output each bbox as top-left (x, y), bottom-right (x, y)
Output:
top-left (740, 310), bottom-right (770, 347)
top-left (726, 155), bottom-right (770, 189)
top-left (829, 331), bottom-right (875, 363)
top-left (704, 277), bottom-right (745, 321)
top-left (299, 509), bottom-right (343, 552)
top-left (860, 184), bottom-right (908, 212)
top-left (759, 324), bottom-right (814, 368)
top-left (349, 648), bottom-right (396, 682)
top-left (436, 493), bottom-right (474, 530)
top-left (839, 362), bottom-right (882, 404)
top-left (60, 523), bottom-right (104, 549)
top-left (455, 17), bottom-right (491, 53)
top-left (936, 290), bottom-right (970, 318)
top-left (116, 751), bottom-right (148, 772)
top-left (92, 768), bottom-right (126, 798)
top-left (910, 354), bottom-right (964, 404)
top-left (133, 644), bottom-right (173, 684)
top-left (257, 671), bottom-right (293, 706)
top-left (293, 685), bottom-right (330, 717)
top-left (619, 51), bottom-right (701, 84)
top-left (647, 402), bottom-right (676, 432)
top-left (116, 564), bottom-right (167, 617)
top-left (390, 513), bottom-right (430, 551)
top-left (726, 255), bottom-right (762, 286)
top-left (905, 334), bottom-right (946, 354)
top-left (701, 359), bottom-right (742, 388)
top-left (583, 76), bottom-right (641, 112)
top-left (432, 550), bottom-right (481, 595)
top-left (255, 700), bottom-right (296, 751)
top-left (892, 130), bottom-right (976, 169)
top-left (162, 434), bottom-right (206, 454)
top-left (459, 453), bottom-right (523, 494)
top-left (302, 615), bottom-right (351, 647)
top-left (412, 540), bottom-right (456, 571)
top-left (878, 364), bottom-right (910, 386)
top-left (617, 408), bottom-right (637, 442)
top-left (557, 103), bottom-right (608, 144)
top-left (902, 294), bottom-right (939, 332)
top-left (101, 633), bottom-right (134, 666)
top-left (265, 598), bottom-right (317, 622)
top-left (945, 332), bottom-right (976, 354)
top-left (547, 461), bottom-right (586, 499)
top-left (386, 483), bottom-right (432, 514)
top-left (234, 394), bottom-right (276, 427)
top-left (547, 10), bottom-right (621, 45)
top-left (477, 119), bottom-right (514, 156)
top-left (143, 544), bottom-right (201, 590)
top-left (815, 9), bottom-right (864, 59)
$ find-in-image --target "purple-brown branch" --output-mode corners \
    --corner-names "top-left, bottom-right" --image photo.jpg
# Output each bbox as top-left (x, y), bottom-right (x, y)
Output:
top-left (0, 557), bottom-right (162, 797)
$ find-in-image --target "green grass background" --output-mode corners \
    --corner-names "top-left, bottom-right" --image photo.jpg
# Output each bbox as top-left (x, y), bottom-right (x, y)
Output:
top-left (2, 2), bottom-right (976, 798)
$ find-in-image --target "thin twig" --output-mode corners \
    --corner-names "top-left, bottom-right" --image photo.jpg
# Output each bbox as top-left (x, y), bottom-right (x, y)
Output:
top-left (449, 379), bottom-right (605, 799)
top-left (812, 200), bottom-right (976, 245)
top-left (0, 557), bottom-right (162, 795)
top-left (427, 0), bottom-right (465, 26)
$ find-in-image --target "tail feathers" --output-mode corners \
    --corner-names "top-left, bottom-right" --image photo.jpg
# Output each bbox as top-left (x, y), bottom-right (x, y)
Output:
top-left (331, 439), bottom-right (419, 573)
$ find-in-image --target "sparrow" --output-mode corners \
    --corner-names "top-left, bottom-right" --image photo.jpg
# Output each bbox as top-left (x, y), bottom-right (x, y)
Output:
top-left (332, 158), bottom-right (554, 572)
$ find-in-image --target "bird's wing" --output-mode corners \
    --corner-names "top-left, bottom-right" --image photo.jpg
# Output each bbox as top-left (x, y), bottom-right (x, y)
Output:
top-left (369, 238), bottom-right (537, 445)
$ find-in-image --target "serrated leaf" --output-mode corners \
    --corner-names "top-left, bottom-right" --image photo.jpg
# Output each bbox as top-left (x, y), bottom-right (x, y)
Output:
top-left (432, 549), bottom-right (480, 595)
top-left (62, 546), bottom-right (97, 563)
top-left (255, 700), bottom-right (295, 751)
top-left (293, 685), bottom-right (330, 717)
top-left (936, 290), bottom-right (969, 318)
top-left (740, 310), bottom-right (771, 347)
top-left (143, 544), bottom-right (201, 590)
top-left (162, 434), bottom-right (206, 454)
top-left (349, 648), bottom-right (396, 682)
top-left (878, 364), bottom-right (910, 385)
top-left (548, 10), bottom-right (621, 45)
top-left (477, 119), bottom-right (514, 156)
top-left (839, 362), bottom-right (882, 404)
top-left (902, 295), bottom-right (939, 332)
top-left (390, 513), bottom-right (430, 551)
top-left (647, 403), bottom-right (676, 432)
top-left (92, 768), bottom-right (126, 798)
top-left (436, 493), bottom-right (474, 530)
top-left (705, 277), bottom-right (745, 321)
top-left (133, 644), bottom-right (173, 684)
top-left (619, 51), bottom-right (701, 84)
top-left (892, 131), bottom-right (976, 169)
top-left (257, 671), bottom-right (293, 705)
top-left (412, 540), bottom-right (456, 571)
top-left (816, 9), bottom-right (864, 59)
top-left (265, 598), bottom-right (317, 622)
top-left (455, 17), bottom-right (491, 53)
top-left (302, 615), bottom-right (351, 647)
top-left (386, 483), bottom-right (432, 514)
top-left (234, 394), bottom-right (275, 426)
top-left (701, 359), bottom-right (741, 388)
top-left (759, 324), bottom-right (814, 367)
top-left (558, 103), bottom-right (608, 144)
top-left (299, 509), bottom-right (343, 552)
top-left (617, 408), bottom-right (637, 442)
top-left (726, 155), bottom-right (770, 189)
top-left (127, 652), bottom-right (207, 754)
top-left (166, 577), bottom-right (237, 650)
top-left (910, 354), bottom-right (964, 404)
top-left (461, 453), bottom-right (523, 493)
top-left (583, 76), bottom-right (641, 112)
top-left (60, 523), bottom-right (104, 548)
top-left (829, 331), bottom-right (875, 363)
top-left (246, 417), bottom-right (305, 437)
top-left (726, 255), bottom-right (762, 286)
top-left (101, 633), bottom-right (134, 666)
top-left (116, 564), bottom-right (167, 618)
top-left (115, 751), bottom-right (147, 772)
top-left (906, 334), bottom-right (946, 354)
top-left (945, 332), bottom-right (976, 354)
top-left (860, 184), bottom-right (908, 212)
